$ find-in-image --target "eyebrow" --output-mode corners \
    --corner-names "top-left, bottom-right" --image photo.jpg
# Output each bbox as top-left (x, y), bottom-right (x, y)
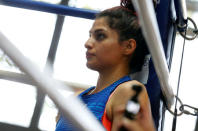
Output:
top-left (89, 29), bottom-right (106, 34)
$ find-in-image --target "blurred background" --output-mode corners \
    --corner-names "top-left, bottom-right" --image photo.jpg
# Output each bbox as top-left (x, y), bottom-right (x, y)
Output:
top-left (0, 0), bottom-right (198, 131)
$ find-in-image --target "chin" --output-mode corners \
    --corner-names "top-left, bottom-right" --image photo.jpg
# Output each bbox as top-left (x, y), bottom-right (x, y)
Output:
top-left (86, 63), bottom-right (94, 69)
top-left (86, 63), bottom-right (98, 71)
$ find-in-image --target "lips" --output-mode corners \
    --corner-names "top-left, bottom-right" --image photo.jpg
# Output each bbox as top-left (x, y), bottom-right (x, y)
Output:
top-left (86, 52), bottom-right (95, 59)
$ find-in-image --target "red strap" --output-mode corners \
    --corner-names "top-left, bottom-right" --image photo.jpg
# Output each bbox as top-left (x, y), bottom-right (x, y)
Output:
top-left (102, 110), bottom-right (112, 131)
top-left (102, 92), bottom-right (115, 131)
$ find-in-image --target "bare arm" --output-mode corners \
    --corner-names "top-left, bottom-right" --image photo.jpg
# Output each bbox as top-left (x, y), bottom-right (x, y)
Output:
top-left (106, 80), bottom-right (156, 131)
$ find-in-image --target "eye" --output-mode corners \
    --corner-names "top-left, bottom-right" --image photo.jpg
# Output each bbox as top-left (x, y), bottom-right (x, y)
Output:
top-left (95, 33), bottom-right (106, 41)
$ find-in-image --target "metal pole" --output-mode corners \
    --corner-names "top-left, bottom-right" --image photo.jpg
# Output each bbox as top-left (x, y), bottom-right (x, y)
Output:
top-left (29, 0), bottom-right (69, 129)
top-left (132, 0), bottom-right (174, 108)
top-left (0, 0), bottom-right (98, 19)
top-left (195, 116), bottom-right (198, 131)
top-left (180, 0), bottom-right (187, 20)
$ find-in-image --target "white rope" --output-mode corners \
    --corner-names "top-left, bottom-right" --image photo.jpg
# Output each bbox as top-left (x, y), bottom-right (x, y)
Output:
top-left (0, 31), bottom-right (105, 131)
top-left (132, 0), bottom-right (174, 108)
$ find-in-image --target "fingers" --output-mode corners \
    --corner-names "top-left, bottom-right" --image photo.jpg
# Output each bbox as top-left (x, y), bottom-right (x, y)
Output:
top-left (122, 117), bottom-right (156, 131)
top-left (121, 117), bottom-right (143, 131)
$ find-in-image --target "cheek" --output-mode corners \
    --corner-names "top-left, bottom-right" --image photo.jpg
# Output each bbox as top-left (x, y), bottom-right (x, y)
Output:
top-left (96, 43), bottom-right (118, 55)
top-left (96, 49), bottom-right (121, 66)
top-left (96, 47), bottom-right (112, 60)
top-left (100, 44), bottom-right (122, 58)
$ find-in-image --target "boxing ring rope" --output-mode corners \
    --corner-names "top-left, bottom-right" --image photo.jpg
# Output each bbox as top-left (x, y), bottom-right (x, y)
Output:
top-left (132, 0), bottom-right (174, 108)
top-left (0, 32), bottom-right (105, 131)
top-left (0, 70), bottom-right (89, 91)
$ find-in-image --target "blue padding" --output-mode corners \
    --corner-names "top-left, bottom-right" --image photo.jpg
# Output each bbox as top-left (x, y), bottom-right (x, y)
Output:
top-left (0, 0), bottom-right (98, 19)
top-left (156, 0), bottom-right (172, 52)
top-left (146, 61), bottom-right (161, 129)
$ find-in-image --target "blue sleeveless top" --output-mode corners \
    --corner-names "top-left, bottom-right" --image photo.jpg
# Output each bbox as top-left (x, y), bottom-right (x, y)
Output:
top-left (55, 76), bottom-right (131, 131)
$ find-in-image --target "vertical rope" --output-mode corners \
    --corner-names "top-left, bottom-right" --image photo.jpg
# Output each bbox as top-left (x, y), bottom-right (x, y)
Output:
top-left (171, 28), bottom-right (187, 131)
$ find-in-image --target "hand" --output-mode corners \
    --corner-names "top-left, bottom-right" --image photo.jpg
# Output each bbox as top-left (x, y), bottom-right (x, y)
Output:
top-left (119, 116), bottom-right (156, 131)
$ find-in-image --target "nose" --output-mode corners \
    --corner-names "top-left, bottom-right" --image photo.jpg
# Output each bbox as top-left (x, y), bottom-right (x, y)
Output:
top-left (84, 38), bottom-right (93, 49)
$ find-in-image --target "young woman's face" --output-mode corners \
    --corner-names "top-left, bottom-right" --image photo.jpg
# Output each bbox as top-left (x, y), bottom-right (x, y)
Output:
top-left (85, 17), bottom-right (124, 71)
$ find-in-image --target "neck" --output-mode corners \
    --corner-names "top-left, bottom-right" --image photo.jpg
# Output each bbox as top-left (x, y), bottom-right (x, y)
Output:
top-left (94, 65), bottom-right (129, 93)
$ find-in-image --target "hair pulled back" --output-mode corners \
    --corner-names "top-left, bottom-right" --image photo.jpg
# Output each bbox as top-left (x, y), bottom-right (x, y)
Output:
top-left (96, 0), bottom-right (149, 73)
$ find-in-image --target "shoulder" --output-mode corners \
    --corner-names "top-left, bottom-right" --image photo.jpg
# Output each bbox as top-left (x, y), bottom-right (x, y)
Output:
top-left (112, 80), bottom-right (146, 101)
top-left (105, 80), bottom-right (148, 121)
top-left (74, 90), bottom-right (85, 96)
top-left (115, 80), bottom-right (145, 93)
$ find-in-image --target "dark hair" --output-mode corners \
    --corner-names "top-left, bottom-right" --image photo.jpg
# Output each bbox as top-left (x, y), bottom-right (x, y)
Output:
top-left (96, 0), bottom-right (149, 73)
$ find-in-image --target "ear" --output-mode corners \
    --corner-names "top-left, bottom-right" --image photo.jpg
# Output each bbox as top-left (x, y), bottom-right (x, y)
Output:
top-left (121, 39), bottom-right (136, 55)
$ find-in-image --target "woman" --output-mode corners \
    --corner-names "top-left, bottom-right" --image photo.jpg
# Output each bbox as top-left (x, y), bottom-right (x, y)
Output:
top-left (56, 0), bottom-right (155, 130)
